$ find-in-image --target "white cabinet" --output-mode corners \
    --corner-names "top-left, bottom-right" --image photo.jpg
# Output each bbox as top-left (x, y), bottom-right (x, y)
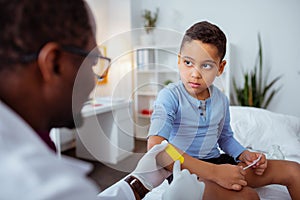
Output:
top-left (75, 100), bottom-right (134, 164)
top-left (133, 45), bottom-right (179, 140)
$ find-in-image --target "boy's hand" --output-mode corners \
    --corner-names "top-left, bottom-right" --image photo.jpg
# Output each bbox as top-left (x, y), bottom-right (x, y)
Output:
top-left (212, 164), bottom-right (247, 190)
top-left (239, 150), bottom-right (267, 175)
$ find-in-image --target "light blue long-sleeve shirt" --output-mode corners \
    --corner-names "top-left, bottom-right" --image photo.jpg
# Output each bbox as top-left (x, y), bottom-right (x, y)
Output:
top-left (148, 81), bottom-right (246, 160)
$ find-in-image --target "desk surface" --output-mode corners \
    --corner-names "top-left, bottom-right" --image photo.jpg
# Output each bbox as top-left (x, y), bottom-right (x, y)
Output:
top-left (81, 101), bottom-right (130, 117)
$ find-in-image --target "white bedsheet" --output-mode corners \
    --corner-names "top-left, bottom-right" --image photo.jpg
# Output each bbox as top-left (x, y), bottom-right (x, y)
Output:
top-left (230, 106), bottom-right (300, 163)
top-left (145, 106), bottom-right (300, 199)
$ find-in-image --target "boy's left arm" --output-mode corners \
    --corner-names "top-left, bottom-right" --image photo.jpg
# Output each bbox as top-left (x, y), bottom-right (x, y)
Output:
top-left (218, 105), bottom-right (247, 161)
top-left (218, 106), bottom-right (267, 175)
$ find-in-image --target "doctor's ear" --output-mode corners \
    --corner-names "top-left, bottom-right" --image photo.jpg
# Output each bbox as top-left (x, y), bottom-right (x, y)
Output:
top-left (37, 42), bottom-right (61, 82)
top-left (217, 60), bottom-right (226, 76)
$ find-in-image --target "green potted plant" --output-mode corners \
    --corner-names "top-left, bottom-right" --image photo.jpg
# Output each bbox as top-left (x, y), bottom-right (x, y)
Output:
top-left (231, 34), bottom-right (281, 109)
top-left (142, 8), bottom-right (159, 34)
top-left (140, 8), bottom-right (159, 45)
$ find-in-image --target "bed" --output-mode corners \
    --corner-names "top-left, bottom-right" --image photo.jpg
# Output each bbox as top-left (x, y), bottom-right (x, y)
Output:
top-left (145, 106), bottom-right (300, 200)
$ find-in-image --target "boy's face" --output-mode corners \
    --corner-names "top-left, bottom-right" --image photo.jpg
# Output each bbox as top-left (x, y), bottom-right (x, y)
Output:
top-left (178, 40), bottom-right (226, 100)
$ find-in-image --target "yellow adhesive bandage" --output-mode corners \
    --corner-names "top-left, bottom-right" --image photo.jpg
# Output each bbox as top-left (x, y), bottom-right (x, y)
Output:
top-left (165, 143), bottom-right (184, 164)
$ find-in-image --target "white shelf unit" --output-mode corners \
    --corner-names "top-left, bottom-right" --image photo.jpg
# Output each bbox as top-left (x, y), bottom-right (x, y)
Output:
top-left (133, 45), bottom-right (179, 140)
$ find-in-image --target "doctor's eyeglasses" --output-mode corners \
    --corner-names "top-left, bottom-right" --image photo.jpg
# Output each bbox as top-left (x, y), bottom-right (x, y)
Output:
top-left (61, 45), bottom-right (111, 81)
top-left (18, 45), bottom-right (111, 82)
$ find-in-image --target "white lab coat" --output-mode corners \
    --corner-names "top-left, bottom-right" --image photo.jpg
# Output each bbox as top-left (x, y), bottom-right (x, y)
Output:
top-left (0, 101), bottom-right (135, 200)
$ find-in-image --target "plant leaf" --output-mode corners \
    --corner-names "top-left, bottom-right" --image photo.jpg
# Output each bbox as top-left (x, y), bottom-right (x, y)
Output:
top-left (243, 74), bottom-right (249, 106)
top-left (262, 76), bottom-right (282, 98)
top-left (250, 71), bottom-right (258, 106)
top-left (262, 90), bottom-right (277, 109)
top-left (258, 33), bottom-right (263, 95)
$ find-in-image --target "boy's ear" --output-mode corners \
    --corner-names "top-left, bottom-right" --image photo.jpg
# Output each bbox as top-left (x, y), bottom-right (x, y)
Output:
top-left (217, 60), bottom-right (226, 76)
top-left (177, 54), bottom-right (181, 64)
top-left (37, 42), bottom-right (61, 82)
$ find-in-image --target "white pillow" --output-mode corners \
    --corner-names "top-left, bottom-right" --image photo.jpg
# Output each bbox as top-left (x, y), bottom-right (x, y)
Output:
top-left (229, 106), bottom-right (300, 163)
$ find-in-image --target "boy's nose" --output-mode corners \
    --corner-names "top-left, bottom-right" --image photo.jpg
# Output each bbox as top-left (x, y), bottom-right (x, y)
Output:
top-left (191, 66), bottom-right (202, 79)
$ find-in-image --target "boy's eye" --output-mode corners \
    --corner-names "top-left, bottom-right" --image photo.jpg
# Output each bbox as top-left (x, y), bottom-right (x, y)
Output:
top-left (201, 63), bottom-right (214, 70)
top-left (184, 60), bottom-right (193, 67)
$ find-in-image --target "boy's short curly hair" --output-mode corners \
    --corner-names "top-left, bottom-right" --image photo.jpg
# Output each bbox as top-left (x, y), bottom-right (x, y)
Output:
top-left (0, 0), bottom-right (93, 68)
top-left (180, 21), bottom-right (227, 61)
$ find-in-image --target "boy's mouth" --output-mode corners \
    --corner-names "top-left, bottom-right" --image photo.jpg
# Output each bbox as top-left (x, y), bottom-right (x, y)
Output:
top-left (188, 81), bottom-right (201, 88)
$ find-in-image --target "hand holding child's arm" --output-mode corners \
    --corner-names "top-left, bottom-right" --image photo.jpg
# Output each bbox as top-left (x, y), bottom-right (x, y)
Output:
top-left (238, 150), bottom-right (267, 175)
top-left (131, 140), bottom-right (171, 191)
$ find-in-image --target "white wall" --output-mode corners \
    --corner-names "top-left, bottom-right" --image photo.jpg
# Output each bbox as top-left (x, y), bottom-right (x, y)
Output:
top-left (86, 0), bottom-right (133, 101)
top-left (85, 0), bottom-right (300, 117)
top-left (131, 0), bottom-right (300, 117)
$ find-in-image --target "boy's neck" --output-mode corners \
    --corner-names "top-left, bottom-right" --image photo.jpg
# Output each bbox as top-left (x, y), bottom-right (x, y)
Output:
top-left (196, 88), bottom-right (211, 100)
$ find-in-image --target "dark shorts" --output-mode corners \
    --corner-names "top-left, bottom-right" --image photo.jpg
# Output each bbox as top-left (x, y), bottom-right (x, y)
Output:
top-left (201, 154), bottom-right (238, 165)
top-left (167, 154), bottom-right (237, 183)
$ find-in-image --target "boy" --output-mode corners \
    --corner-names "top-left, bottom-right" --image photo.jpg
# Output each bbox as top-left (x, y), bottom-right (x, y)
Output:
top-left (148, 21), bottom-right (300, 199)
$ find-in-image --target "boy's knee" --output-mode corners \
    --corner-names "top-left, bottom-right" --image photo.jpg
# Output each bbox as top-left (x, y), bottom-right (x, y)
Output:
top-left (284, 161), bottom-right (300, 184)
top-left (239, 187), bottom-right (260, 200)
top-left (224, 187), bottom-right (259, 200)
top-left (288, 161), bottom-right (300, 173)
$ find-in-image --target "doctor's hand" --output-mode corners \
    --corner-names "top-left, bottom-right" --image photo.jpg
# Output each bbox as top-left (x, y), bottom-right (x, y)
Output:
top-left (130, 140), bottom-right (171, 191)
top-left (162, 161), bottom-right (205, 200)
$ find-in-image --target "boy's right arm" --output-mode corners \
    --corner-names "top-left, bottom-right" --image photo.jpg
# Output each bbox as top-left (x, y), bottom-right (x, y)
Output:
top-left (148, 135), bottom-right (247, 191)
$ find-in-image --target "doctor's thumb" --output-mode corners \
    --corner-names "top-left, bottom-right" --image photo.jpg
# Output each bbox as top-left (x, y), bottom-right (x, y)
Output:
top-left (148, 140), bottom-right (168, 155)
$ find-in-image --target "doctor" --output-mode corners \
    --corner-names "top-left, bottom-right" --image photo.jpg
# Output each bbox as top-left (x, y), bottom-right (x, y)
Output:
top-left (0, 0), bottom-right (204, 199)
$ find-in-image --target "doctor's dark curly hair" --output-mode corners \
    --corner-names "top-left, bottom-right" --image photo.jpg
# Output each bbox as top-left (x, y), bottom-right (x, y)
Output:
top-left (0, 0), bottom-right (93, 69)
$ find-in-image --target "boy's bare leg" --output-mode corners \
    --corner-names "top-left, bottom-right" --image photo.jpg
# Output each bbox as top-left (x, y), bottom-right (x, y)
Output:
top-left (202, 180), bottom-right (259, 200)
top-left (241, 160), bottom-right (300, 200)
